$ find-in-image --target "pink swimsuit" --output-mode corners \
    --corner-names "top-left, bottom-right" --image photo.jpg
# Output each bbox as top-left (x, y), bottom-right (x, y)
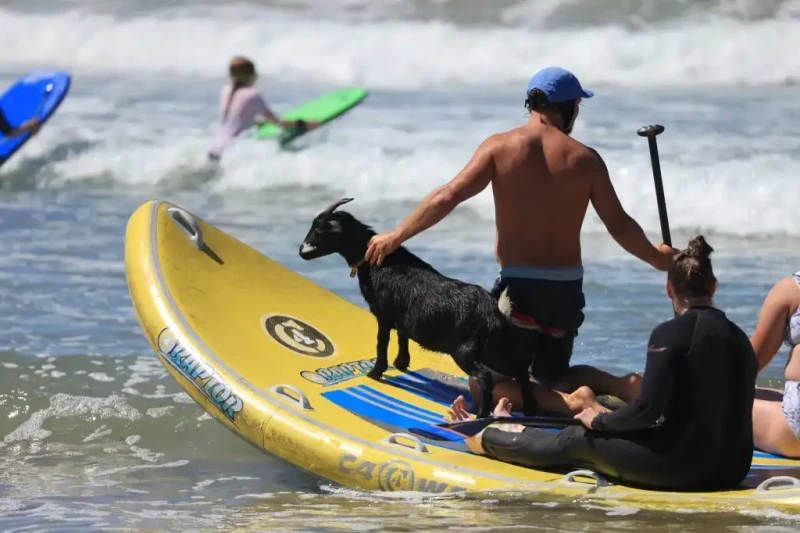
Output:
top-left (208, 85), bottom-right (271, 158)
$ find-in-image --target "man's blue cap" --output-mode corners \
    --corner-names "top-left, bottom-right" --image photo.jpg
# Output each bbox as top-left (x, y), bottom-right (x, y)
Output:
top-left (526, 67), bottom-right (594, 103)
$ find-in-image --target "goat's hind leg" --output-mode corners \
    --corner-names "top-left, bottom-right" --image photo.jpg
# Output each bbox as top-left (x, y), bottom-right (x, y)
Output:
top-left (473, 368), bottom-right (496, 419)
top-left (453, 344), bottom-right (495, 419)
top-left (393, 332), bottom-right (411, 372)
top-left (368, 322), bottom-right (391, 380)
top-left (518, 375), bottom-right (538, 416)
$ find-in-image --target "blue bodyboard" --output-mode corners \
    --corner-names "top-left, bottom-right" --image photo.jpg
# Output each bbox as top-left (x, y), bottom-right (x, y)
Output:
top-left (0, 70), bottom-right (71, 168)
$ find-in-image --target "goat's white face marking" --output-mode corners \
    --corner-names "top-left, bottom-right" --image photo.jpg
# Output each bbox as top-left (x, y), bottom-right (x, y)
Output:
top-left (300, 242), bottom-right (316, 254)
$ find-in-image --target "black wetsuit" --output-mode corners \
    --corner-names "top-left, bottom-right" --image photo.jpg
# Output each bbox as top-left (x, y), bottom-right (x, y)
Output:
top-left (481, 306), bottom-right (758, 491)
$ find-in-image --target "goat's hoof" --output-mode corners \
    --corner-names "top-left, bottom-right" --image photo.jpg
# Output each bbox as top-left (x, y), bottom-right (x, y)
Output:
top-left (392, 357), bottom-right (410, 372)
top-left (367, 369), bottom-right (385, 381)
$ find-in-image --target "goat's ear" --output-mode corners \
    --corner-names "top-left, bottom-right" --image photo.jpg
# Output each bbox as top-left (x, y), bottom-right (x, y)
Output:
top-left (320, 198), bottom-right (354, 216)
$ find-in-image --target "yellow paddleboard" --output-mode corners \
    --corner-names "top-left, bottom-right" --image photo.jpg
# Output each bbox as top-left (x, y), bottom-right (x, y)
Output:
top-left (125, 200), bottom-right (800, 513)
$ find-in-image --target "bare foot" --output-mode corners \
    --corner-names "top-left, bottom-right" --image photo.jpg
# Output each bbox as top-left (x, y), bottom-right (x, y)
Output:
top-left (493, 398), bottom-right (513, 418)
top-left (567, 386), bottom-right (610, 413)
top-left (445, 395), bottom-right (475, 423)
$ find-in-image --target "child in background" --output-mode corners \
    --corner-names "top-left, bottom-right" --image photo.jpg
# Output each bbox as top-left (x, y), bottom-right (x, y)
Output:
top-left (208, 56), bottom-right (316, 160)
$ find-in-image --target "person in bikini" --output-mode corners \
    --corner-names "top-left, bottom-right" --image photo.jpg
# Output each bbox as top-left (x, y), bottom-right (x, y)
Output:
top-left (750, 273), bottom-right (800, 458)
top-left (364, 66), bottom-right (676, 415)
top-left (448, 237), bottom-right (758, 492)
top-left (208, 56), bottom-right (318, 161)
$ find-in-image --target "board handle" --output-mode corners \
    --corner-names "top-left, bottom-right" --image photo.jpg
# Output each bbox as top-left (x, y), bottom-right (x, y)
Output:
top-left (166, 206), bottom-right (204, 250)
top-left (268, 384), bottom-right (314, 411)
top-left (561, 469), bottom-right (609, 488)
top-left (755, 476), bottom-right (800, 492)
top-left (381, 432), bottom-right (430, 454)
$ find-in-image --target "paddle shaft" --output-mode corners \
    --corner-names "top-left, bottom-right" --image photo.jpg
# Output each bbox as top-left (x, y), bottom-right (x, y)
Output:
top-left (437, 415), bottom-right (582, 437)
top-left (637, 124), bottom-right (671, 247)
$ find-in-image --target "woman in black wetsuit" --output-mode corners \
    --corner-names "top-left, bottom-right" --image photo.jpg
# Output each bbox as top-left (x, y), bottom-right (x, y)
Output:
top-left (460, 236), bottom-right (758, 492)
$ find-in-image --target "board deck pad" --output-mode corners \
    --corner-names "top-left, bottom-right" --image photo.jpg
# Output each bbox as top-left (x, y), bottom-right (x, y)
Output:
top-left (256, 88), bottom-right (367, 144)
top-left (0, 70), bottom-right (71, 168)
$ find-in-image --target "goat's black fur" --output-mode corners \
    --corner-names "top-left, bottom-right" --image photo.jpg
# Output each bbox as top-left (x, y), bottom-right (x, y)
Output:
top-left (298, 198), bottom-right (537, 418)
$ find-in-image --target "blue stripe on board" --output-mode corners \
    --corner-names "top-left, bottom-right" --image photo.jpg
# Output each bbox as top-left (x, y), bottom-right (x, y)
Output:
top-left (383, 372), bottom-right (471, 407)
top-left (350, 386), bottom-right (442, 424)
top-left (355, 385), bottom-right (443, 418)
top-left (753, 450), bottom-right (797, 462)
top-left (323, 388), bottom-right (434, 430)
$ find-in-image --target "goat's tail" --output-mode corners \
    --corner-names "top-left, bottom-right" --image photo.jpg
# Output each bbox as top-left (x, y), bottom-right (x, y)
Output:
top-left (497, 287), bottom-right (513, 318)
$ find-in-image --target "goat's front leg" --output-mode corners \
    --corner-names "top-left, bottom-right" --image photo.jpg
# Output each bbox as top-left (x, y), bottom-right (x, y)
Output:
top-left (393, 332), bottom-right (411, 372)
top-left (368, 322), bottom-right (391, 380)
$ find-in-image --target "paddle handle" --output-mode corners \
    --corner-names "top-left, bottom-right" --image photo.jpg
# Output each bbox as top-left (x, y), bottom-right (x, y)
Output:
top-left (637, 124), bottom-right (671, 247)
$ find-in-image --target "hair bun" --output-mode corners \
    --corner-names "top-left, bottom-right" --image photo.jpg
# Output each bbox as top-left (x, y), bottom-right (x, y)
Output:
top-left (685, 235), bottom-right (713, 260)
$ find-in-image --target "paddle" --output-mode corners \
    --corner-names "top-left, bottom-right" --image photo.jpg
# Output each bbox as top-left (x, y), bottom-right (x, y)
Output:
top-left (636, 124), bottom-right (671, 247)
top-left (431, 415), bottom-right (582, 438)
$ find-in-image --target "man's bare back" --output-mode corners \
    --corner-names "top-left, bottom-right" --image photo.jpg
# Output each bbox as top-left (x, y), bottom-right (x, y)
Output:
top-left (490, 122), bottom-right (595, 269)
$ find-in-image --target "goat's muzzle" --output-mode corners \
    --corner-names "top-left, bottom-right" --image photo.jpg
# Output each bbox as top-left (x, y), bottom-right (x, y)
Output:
top-left (298, 242), bottom-right (317, 259)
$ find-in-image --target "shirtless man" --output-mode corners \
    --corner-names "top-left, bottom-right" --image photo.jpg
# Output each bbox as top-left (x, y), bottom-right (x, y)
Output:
top-left (364, 66), bottom-right (676, 414)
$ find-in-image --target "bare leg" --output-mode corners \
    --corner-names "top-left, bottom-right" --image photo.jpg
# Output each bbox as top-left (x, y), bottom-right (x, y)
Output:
top-left (553, 364), bottom-right (642, 402)
top-left (753, 397), bottom-right (800, 458)
top-left (467, 377), bottom-right (607, 417)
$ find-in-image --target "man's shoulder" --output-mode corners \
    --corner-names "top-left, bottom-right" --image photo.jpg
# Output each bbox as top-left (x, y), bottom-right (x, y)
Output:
top-left (568, 141), bottom-right (606, 175)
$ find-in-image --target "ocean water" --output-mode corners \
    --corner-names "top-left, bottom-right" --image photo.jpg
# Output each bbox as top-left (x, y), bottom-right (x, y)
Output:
top-left (2, 0), bottom-right (800, 530)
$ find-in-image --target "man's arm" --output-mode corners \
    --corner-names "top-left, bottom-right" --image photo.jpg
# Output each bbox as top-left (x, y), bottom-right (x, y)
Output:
top-left (587, 149), bottom-right (674, 271)
top-left (0, 110), bottom-right (40, 138)
top-left (364, 135), bottom-right (498, 265)
top-left (751, 278), bottom-right (794, 372)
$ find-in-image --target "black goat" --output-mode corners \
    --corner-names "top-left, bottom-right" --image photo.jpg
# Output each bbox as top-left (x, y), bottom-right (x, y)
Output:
top-left (298, 198), bottom-right (536, 418)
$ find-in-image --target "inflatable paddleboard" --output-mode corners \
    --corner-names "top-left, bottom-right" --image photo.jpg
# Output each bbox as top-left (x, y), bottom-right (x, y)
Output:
top-left (256, 88), bottom-right (366, 145)
top-left (125, 200), bottom-right (800, 514)
top-left (0, 70), bottom-right (71, 168)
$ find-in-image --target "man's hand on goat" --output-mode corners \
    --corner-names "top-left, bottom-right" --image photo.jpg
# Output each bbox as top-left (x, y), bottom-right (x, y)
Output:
top-left (365, 231), bottom-right (402, 266)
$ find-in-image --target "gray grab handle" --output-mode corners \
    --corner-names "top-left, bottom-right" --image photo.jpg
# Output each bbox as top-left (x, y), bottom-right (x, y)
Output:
top-left (561, 469), bottom-right (609, 488)
top-left (381, 432), bottom-right (429, 454)
top-left (166, 206), bottom-right (204, 250)
top-left (268, 384), bottom-right (314, 411)
top-left (755, 476), bottom-right (800, 492)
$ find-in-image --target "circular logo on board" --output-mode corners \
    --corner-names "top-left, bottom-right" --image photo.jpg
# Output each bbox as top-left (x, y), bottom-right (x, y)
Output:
top-left (378, 460), bottom-right (416, 492)
top-left (263, 315), bottom-right (335, 358)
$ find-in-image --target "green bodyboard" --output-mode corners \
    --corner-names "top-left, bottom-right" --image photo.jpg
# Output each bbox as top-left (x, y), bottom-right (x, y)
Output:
top-left (256, 88), bottom-right (367, 144)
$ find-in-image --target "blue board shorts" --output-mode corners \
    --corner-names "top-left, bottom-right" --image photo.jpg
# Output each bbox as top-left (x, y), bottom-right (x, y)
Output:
top-left (490, 266), bottom-right (585, 386)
